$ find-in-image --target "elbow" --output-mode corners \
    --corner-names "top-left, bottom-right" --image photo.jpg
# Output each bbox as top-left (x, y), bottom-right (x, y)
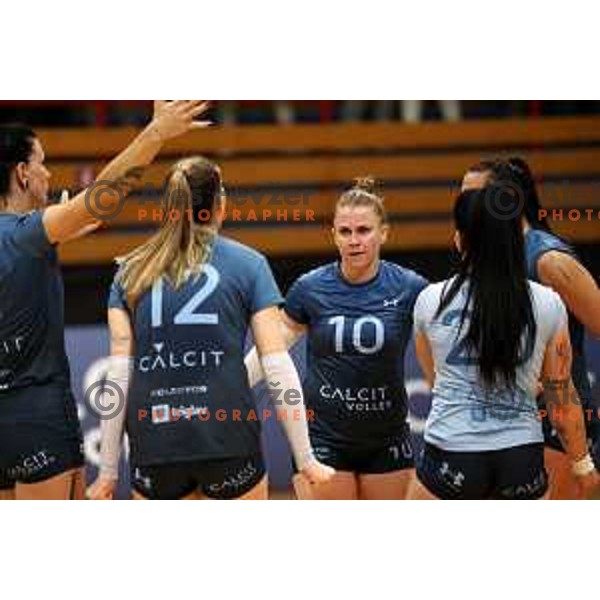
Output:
top-left (590, 322), bottom-right (600, 339)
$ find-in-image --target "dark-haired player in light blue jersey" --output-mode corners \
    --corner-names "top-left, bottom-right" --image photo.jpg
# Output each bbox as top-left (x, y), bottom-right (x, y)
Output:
top-left (410, 186), bottom-right (599, 500)
top-left (463, 158), bottom-right (600, 499)
top-left (246, 178), bottom-right (428, 499)
top-left (88, 156), bottom-right (333, 501)
top-left (0, 101), bottom-right (211, 500)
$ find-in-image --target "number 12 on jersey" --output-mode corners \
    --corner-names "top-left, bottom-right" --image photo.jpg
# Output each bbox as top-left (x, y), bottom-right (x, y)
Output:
top-left (151, 266), bottom-right (221, 327)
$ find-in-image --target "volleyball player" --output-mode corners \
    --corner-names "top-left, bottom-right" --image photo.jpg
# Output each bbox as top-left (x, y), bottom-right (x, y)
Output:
top-left (245, 178), bottom-right (429, 499)
top-left (0, 100), bottom-right (210, 499)
top-left (409, 186), bottom-right (599, 500)
top-left (87, 156), bottom-right (333, 500)
top-left (462, 157), bottom-right (600, 498)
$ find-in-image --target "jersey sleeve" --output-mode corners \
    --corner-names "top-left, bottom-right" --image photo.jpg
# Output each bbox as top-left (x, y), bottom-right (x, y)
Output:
top-left (413, 286), bottom-right (434, 334)
top-left (249, 255), bottom-right (284, 315)
top-left (10, 211), bottom-right (53, 258)
top-left (284, 276), bottom-right (310, 325)
top-left (412, 273), bottom-right (430, 303)
top-left (107, 275), bottom-right (128, 312)
top-left (406, 272), bottom-right (430, 320)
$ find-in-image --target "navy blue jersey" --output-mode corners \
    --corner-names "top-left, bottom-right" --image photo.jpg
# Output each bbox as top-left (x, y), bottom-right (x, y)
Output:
top-left (109, 236), bottom-right (283, 467)
top-left (284, 261), bottom-right (428, 447)
top-left (0, 212), bottom-right (71, 393)
top-left (525, 228), bottom-right (599, 440)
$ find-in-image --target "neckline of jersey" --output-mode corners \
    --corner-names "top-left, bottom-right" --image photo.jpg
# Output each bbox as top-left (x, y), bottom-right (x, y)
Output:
top-left (334, 260), bottom-right (383, 288)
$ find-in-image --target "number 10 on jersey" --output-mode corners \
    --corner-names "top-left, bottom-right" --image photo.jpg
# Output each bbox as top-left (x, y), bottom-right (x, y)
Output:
top-left (328, 315), bottom-right (384, 355)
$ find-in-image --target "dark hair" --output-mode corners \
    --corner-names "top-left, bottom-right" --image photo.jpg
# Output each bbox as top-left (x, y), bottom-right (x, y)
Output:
top-left (0, 124), bottom-right (37, 198)
top-left (436, 186), bottom-right (537, 388)
top-left (335, 176), bottom-right (387, 224)
top-left (468, 157), bottom-right (551, 232)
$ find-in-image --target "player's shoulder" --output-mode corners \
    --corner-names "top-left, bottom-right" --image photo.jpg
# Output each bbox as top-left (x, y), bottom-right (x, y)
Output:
top-left (213, 235), bottom-right (269, 267)
top-left (528, 279), bottom-right (563, 308)
top-left (526, 227), bottom-right (573, 256)
top-left (416, 279), bottom-right (447, 304)
top-left (293, 262), bottom-right (337, 289)
top-left (382, 260), bottom-right (429, 288)
top-left (0, 210), bottom-right (40, 235)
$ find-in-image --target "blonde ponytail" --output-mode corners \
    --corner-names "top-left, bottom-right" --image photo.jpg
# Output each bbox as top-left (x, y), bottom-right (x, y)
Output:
top-left (117, 158), bottom-right (220, 307)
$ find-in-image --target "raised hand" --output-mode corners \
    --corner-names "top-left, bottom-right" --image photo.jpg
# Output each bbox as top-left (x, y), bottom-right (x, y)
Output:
top-left (151, 100), bottom-right (212, 141)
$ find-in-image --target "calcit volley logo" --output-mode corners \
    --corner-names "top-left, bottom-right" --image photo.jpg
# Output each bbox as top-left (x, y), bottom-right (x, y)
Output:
top-left (138, 342), bottom-right (225, 373)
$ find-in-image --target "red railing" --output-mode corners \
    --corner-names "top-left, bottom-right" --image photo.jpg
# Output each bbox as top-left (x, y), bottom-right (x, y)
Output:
top-left (0, 100), bottom-right (337, 126)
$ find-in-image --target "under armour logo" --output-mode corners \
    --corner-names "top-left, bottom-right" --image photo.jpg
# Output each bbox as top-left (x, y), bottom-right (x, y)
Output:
top-left (440, 462), bottom-right (465, 488)
top-left (134, 468), bottom-right (152, 491)
top-left (383, 297), bottom-right (401, 308)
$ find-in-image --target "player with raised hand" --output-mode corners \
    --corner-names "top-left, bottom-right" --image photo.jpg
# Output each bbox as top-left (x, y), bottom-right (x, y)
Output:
top-left (0, 100), bottom-right (210, 499)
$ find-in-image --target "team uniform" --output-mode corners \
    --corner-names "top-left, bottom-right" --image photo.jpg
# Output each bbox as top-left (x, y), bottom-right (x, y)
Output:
top-left (284, 260), bottom-right (428, 474)
top-left (0, 212), bottom-right (83, 490)
top-left (108, 236), bottom-right (283, 500)
top-left (414, 278), bottom-right (567, 499)
top-left (525, 228), bottom-right (600, 455)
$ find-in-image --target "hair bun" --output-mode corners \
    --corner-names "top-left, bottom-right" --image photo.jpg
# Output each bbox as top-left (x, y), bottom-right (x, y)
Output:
top-left (352, 176), bottom-right (378, 195)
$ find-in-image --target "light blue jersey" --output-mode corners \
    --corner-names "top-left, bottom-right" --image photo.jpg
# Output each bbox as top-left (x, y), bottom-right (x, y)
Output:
top-left (414, 278), bottom-right (567, 451)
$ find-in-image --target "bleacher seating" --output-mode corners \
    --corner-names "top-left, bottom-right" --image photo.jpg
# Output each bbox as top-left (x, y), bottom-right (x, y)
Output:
top-left (33, 116), bottom-right (600, 265)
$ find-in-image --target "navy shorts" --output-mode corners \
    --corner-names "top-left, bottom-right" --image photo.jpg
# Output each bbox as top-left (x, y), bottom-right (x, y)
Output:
top-left (0, 385), bottom-right (84, 490)
top-left (131, 454), bottom-right (266, 500)
top-left (417, 442), bottom-right (548, 500)
top-left (310, 429), bottom-right (415, 474)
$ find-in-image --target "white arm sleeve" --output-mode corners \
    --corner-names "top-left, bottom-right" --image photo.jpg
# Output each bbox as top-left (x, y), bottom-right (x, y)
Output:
top-left (244, 346), bottom-right (266, 389)
top-left (99, 356), bottom-right (133, 480)
top-left (244, 319), bottom-right (304, 389)
top-left (259, 352), bottom-right (313, 470)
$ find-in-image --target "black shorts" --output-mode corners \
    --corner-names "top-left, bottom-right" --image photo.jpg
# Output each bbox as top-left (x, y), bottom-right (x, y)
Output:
top-left (131, 454), bottom-right (266, 500)
top-left (310, 431), bottom-right (415, 475)
top-left (0, 385), bottom-right (84, 490)
top-left (417, 442), bottom-right (548, 500)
